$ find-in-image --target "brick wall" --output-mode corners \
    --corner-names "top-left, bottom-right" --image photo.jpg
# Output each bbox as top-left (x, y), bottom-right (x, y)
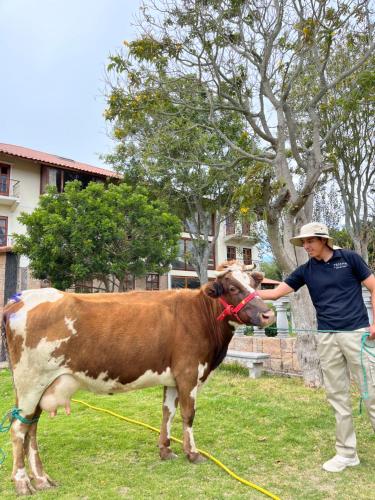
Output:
top-left (228, 335), bottom-right (302, 377)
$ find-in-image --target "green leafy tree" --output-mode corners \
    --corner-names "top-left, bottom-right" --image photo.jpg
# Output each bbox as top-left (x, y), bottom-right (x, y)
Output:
top-left (260, 261), bottom-right (283, 282)
top-left (106, 0), bottom-right (373, 387)
top-left (105, 71), bottom-right (255, 283)
top-left (321, 52), bottom-right (375, 261)
top-left (13, 181), bottom-right (181, 291)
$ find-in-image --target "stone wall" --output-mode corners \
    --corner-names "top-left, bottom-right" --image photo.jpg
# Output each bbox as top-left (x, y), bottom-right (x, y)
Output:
top-left (228, 335), bottom-right (302, 377)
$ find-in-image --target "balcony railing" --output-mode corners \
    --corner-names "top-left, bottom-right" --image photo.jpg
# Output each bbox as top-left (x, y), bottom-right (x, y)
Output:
top-left (0, 177), bottom-right (20, 198)
top-left (224, 221), bottom-right (258, 244)
top-left (0, 235), bottom-right (13, 248)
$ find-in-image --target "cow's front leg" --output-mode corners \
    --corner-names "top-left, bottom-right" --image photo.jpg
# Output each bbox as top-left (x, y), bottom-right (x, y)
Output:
top-left (178, 384), bottom-right (206, 464)
top-left (11, 419), bottom-right (36, 496)
top-left (159, 386), bottom-right (179, 460)
top-left (24, 408), bottom-right (57, 491)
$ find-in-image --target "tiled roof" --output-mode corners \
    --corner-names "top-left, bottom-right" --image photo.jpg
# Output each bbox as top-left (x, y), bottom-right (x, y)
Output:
top-left (0, 143), bottom-right (120, 178)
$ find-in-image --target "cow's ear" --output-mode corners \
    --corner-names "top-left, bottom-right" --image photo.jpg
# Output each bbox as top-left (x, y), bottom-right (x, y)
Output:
top-left (250, 271), bottom-right (264, 289)
top-left (204, 281), bottom-right (224, 298)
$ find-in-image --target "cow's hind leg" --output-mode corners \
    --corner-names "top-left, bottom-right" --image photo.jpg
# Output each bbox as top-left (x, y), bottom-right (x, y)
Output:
top-left (11, 415), bottom-right (36, 495)
top-left (24, 406), bottom-right (57, 491)
top-left (177, 381), bottom-right (206, 464)
top-left (159, 386), bottom-right (179, 460)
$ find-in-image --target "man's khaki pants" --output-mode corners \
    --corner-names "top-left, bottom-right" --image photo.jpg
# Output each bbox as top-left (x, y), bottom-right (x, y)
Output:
top-left (316, 329), bottom-right (375, 458)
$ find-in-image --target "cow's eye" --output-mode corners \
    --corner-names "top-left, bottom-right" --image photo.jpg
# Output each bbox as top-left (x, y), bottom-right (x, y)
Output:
top-left (229, 286), bottom-right (237, 293)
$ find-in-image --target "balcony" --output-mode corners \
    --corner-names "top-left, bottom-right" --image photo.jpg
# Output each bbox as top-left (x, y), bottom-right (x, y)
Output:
top-left (0, 235), bottom-right (14, 251)
top-left (0, 177), bottom-right (20, 209)
top-left (224, 221), bottom-right (259, 245)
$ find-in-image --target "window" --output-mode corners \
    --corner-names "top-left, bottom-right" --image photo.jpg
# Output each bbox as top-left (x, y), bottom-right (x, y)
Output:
top-left (171, 276), bottom-right (201, 289)
top-left (225, 215), bottom-right (236, 235)
top-left (40, 166), bottom-right (63, 193)
top-left (243, 247), bottom-right (252, 265)
top-left (0, 217), bottom-right (8, 246)
top-left (146, 274), bottom-right (159, 290)
top-left (0, 163), bottom-right (10, 196)
top-left (41, 165), bottom-right (102, 193)
top-left (227, 246), bottom-right (236, 261)
top-left (241, 219), bottom-right (251, 235)
top-left (172, 239), bottom-right (195, 271)
top-left (172, 239), bottom-right (215, 271)
top-left (63, 170), bottom-right (101, 189)
top-left (184, 213), bottom-right (215, 236)
top-left (208, 244), bottom-right (215, 269)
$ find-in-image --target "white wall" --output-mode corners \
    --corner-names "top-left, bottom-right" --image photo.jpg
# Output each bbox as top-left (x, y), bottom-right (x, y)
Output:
top-left (0, 154), bottom-right (41, 237)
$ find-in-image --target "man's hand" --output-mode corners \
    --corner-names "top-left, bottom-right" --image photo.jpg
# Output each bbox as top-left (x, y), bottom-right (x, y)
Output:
top-left (369, 323), bottom-right (375, 341)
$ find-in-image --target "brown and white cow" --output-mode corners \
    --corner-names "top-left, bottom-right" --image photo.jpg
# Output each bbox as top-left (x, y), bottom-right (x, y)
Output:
top-left (2, 261), bottom-right (274, 495)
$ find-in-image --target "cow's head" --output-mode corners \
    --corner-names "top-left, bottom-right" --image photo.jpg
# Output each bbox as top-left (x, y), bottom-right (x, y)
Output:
top-left (204, 260), bottom-right (275, 328)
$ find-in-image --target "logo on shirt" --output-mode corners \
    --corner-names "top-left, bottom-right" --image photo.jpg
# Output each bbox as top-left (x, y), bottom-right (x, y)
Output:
top-left (333, 261), bottom-right (349, 269)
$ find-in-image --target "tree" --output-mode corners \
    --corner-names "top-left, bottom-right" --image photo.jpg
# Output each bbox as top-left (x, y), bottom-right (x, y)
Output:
top-left (312, 180), bottom-right (344, 230)
top-left (105, 71), bottom-right (255, 284)
top-left (13, 181), bottom-right (181, 291)
top-left (322, 53), bottom-right (375, 261)
top-left (107, 0), bottom-right (374, 386)
top-left (260, 260), bottom-right (282, 281)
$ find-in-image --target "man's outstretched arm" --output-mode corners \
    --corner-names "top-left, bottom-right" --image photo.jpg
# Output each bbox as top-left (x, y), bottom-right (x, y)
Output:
top-left (257, 282), bottom-right (295, 301)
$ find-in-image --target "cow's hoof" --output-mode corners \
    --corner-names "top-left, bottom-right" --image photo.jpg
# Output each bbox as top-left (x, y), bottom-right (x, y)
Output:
top-left (187, 452), bottom-right (206, 464)
top-left (14, 479), bottom-right (36, 496)
top-left (34, 475), bottom-right (58, 490)
top-left (160, 447), bottom-right (178, 460)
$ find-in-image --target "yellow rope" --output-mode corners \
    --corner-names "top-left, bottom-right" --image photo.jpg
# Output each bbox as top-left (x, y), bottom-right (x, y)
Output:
top-left (72, 398), bottom-right (281, 500)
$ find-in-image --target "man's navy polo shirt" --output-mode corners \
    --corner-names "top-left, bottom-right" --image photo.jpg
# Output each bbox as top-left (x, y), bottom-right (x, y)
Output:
top-left (284, 249), bottom-right (372, 331)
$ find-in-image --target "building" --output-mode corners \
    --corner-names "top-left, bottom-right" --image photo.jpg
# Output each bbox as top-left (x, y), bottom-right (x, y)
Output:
top-left (0, 143), bottom-right (264, 304)
top-left (0, 143), bottom-right (119, 306)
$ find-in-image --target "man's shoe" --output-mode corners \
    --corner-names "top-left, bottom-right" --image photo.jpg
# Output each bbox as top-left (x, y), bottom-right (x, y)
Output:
top-left (322, 454), bottom-right (360, 472)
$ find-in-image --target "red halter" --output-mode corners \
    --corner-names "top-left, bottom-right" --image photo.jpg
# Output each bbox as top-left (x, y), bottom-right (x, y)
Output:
top-left (217, 291), bottom-right (260, 324)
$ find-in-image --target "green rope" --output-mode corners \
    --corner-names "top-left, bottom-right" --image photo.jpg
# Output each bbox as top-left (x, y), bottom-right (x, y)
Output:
top-left (0, 408), bottom-right (40, 465)
top-left (359, 333), bottom-right (375, 414)
top-left (266, 327), bottom-right (371, 334)
top-left (0, 409), bottom-right (13, 466)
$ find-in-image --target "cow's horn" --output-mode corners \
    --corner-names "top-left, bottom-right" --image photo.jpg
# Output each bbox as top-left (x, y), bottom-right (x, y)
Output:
top-left (245, 263), bottom-right (256, 271)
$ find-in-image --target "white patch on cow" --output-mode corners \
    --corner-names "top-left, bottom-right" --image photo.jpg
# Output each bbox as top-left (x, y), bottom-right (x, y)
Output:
top-left (215, 263), bottom-right (243, 277)
top-left (186, 427), bottom-right (197, 453)
top-left (14, 468), bottom-right (28, 481)
top-left (75, 367), bottom-right (176, 395)
top-left (197, 362), bottom-right (207, 380)
top-left (164, 386), bottom-right (178, 437)
top-left (190, 362), bottom-right (208, 409)
top-left (13, 336), bottom-right (70, 415)
top-left (9, 288), bottom-right (64, 340)
top-left (232, 270), bottom-right (254, 292)
top-left (27, 446), bottom-right (42, 479)
top-left (64, 317), bottom-right (77, 335)
top-left (13, 421), bottom-right (25, 441)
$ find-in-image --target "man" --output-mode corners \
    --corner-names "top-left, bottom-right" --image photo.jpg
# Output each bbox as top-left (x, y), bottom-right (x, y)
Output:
top-left (258, 222), bottom-right (375, 472)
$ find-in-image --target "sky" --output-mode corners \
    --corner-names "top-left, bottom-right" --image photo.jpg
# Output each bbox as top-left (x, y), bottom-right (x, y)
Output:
top-left (0, 0), bottom-right (143, 169)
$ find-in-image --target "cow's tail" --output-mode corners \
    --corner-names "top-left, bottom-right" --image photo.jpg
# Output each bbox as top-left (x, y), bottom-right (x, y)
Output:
top-left (0, 310), bottom-right (9, 365)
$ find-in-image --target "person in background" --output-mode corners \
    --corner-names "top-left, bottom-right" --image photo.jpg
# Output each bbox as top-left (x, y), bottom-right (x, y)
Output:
top-left (258, 222), bottom-right (375, 472)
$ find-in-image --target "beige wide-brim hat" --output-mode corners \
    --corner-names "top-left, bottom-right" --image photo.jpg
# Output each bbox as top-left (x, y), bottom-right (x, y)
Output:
top-left (290, 222), bottom-right (339, 249)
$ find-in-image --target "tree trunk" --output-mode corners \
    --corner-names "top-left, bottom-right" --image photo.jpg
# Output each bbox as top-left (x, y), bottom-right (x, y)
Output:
top-left (267, 216), bottom-right (323, 387)
top-left (289, 288), bottom-right (323, 387)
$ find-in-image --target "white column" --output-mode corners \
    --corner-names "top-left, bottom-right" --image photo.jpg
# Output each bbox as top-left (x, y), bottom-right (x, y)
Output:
top-left (363, 288), bottom-right (373, 325)
top-left (253, 326), bottom-right (266, 337)
top-left (275, 297), bottom-right (289, 338)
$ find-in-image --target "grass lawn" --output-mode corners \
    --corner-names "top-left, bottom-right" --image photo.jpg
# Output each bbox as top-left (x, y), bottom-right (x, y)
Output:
top-left (0, 365), bottom-right (374, 500)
